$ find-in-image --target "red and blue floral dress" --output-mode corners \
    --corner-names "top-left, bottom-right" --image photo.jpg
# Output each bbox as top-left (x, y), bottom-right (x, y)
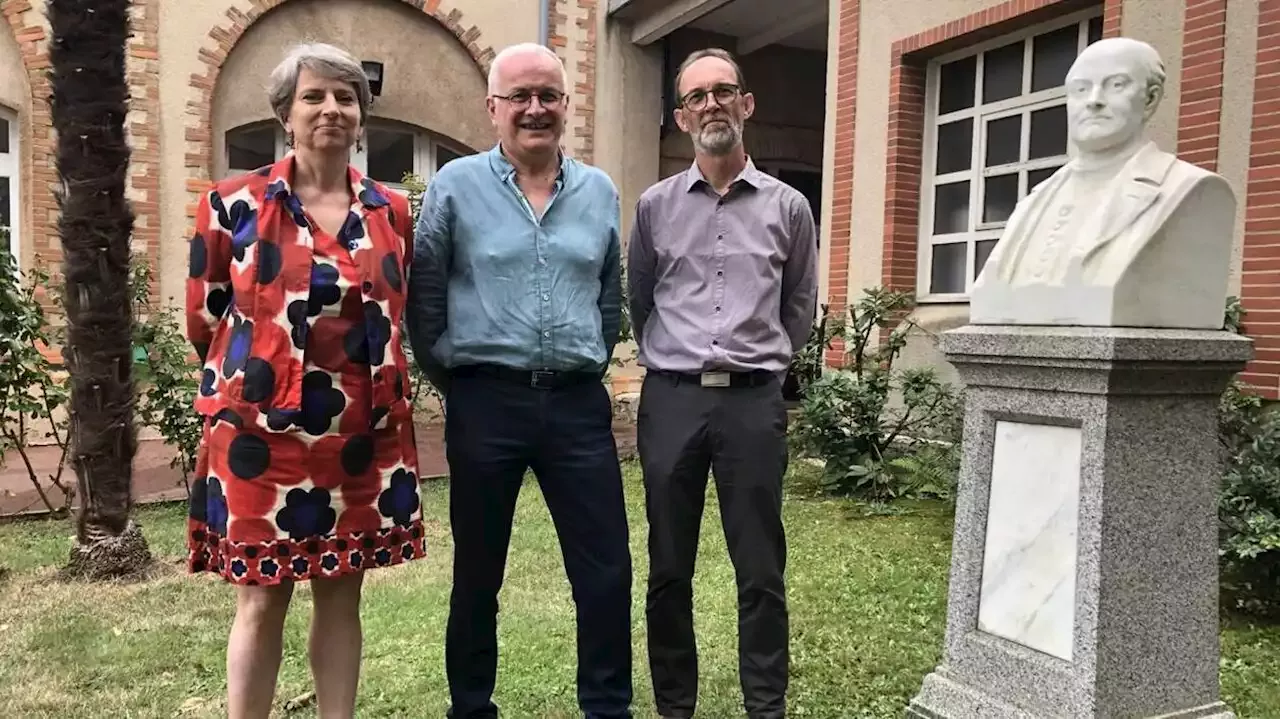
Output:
top-left (185, 154), bottom-right (425, 586)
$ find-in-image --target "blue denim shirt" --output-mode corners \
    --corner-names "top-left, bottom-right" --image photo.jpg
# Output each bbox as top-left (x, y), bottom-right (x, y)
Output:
top-left (406, 144), bottom-right (623, 389)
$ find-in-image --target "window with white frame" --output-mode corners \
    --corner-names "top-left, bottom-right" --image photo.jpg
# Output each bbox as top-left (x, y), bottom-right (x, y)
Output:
top-left (0, 106), bottom-right (18, 264)
top-left (918, 10), bottom-right (1103, 299)
top-left (224, 119), bottom-right (471, 191)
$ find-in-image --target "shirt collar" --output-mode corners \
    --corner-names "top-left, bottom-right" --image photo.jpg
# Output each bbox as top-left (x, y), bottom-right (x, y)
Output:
top-left (488, 143), bottom-right (569, 187)
top-left (683, 155), bottom-right (764, 193)
top-left (262, 152), bottom-right (391, 209)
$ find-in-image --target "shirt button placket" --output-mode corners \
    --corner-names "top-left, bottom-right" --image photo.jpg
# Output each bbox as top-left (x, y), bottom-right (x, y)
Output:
top-left (712, 205), bottom-right (726, 355)
top-left (536, 229), bottom-right (549, 366)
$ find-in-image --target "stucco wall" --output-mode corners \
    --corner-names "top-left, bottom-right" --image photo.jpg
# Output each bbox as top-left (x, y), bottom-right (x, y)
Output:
top-left (1220, 0), bottom-right (1260, 296)
top-left (0, 22), bottom-right (25, 116)
top-left (595, 17), bottom-right (663, 241)
top-left (842, 0), bottom-right (1188, 385)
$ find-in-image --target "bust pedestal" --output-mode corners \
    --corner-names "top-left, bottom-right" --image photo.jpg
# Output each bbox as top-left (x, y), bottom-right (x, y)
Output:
top-left (906, 325), bottom-right (1251, 719)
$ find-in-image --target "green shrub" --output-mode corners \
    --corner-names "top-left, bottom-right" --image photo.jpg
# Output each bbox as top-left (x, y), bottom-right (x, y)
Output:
top-left (1218, 298), bottom-right (1280, 617)
top-left (0, 234), bottom-right (75, 514)
top-left (791, 288), bottom-right (961, 501)
top-left (129, 263), bottom-right (202, 495)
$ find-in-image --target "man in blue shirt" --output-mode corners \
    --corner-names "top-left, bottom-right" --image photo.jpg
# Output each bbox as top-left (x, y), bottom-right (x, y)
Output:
top-left (406, 42), bottom-right (632, 719)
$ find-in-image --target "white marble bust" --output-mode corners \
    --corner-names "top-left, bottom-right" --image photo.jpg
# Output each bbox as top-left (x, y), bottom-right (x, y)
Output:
top-left (970, 37), bottom-right (1236, 329)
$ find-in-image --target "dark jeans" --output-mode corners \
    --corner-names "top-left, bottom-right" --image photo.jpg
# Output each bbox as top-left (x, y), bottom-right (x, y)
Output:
top-left (638, 371), bottom-right (790, 719)
top-left (443, 368), bottom-right (633, 719)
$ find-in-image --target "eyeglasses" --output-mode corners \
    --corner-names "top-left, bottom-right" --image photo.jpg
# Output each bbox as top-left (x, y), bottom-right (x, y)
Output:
top-left (678, 83), bottom-right (742, 111)
top-left (491, 88), bottom-right (566, 109)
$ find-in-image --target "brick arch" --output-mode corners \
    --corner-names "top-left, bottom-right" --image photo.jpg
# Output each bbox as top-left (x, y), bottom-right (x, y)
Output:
top-left (184, 0), bottom-right (497, 219)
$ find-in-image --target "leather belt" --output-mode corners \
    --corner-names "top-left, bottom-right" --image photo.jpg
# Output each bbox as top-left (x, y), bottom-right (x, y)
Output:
top-left (652, 369), bottom-right (776, 388)
top-left (452, 363), bottom-right (599, 390)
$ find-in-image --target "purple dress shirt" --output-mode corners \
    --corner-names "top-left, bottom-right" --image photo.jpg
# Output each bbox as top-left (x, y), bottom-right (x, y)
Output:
top-left (626, 159), bottom-right (819, 374)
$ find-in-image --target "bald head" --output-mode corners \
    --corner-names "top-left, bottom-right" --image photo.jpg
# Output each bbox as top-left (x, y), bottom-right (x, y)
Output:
top-left (1068, 37), bottom-right (1166, 95)
top-left (487, 42), bottom-right (568, 95)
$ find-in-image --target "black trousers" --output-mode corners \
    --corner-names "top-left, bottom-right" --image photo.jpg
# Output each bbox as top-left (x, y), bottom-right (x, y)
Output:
top-left (443, 369), bottom-right (633, 719)
top-left (637, 371), bottom-right (790, 719)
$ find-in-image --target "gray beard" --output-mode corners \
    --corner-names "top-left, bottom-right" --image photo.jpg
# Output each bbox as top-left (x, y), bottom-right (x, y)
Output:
top-left (694, 123), bottom-right (740, 156)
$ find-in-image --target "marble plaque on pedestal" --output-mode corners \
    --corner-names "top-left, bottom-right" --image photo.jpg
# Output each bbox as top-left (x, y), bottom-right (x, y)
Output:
top-left (977, 420), bottom-right (1082, 661)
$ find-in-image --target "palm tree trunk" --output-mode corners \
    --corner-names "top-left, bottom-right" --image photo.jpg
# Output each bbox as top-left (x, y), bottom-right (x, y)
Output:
top-left (48, 0), bottom-right (151, 578)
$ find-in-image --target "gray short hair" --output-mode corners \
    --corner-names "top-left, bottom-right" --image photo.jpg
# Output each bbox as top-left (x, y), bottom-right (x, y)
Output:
top-left (487, 42), bottom-right (568, 94)
top-left (674, 47), bottom-right (746, 99)
top-left (268, 42), bottom-right (372, 127)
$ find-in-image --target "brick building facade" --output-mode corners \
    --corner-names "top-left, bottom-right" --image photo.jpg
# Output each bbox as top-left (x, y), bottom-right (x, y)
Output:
top-left (0, 0), bottom-right (1277, 399)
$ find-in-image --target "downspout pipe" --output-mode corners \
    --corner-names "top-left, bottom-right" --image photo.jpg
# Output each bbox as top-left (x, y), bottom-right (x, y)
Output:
top-left (539, 0), bottom-right (550, 46)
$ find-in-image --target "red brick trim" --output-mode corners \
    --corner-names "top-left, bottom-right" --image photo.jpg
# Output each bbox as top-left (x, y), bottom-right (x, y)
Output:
top-left (574, 0), bottom-right (598, 165)
top-left (548, 0), bottom-right (567, 53)
top-left (823, 0), bottom-right (858, 367)
top-left (3, 0), bottom-right (53, 273)
top-left (129, 0), bottom-right (162, 303)
top-left (1177, 0), bottom-right (1227, 171)
top-left (184, 0), bottom-right (497, 227)
top-left (1239, 0), bottom-right (1280, 399)
top-left (878, 0), bottom-right (1122, 298)
top-left (547, 0), bottom-right (599, 164)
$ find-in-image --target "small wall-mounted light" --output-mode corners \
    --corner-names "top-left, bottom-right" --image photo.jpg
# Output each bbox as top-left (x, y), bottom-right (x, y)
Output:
top-left (362, 61), bottom-right (384, 99)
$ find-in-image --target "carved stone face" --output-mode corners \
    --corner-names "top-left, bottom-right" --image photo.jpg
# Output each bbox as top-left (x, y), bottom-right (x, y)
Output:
top-left (1064, 39), bottom-right (1162, 154)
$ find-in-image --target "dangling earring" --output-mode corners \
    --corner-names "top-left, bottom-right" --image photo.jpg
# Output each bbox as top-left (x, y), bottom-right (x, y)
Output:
top-left (285, 130), bottom-right (295, 148)
top-left (356, 135), bottom-right (364, 153)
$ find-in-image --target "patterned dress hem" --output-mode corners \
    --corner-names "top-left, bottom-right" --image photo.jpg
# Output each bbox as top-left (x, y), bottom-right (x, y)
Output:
top-left (187, 521), bottom-right (426, 586)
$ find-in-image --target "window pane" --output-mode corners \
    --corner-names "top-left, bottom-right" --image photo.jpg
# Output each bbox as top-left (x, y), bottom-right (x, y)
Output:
top-left (983, 173), bottom-right (1019, 224)
top-left (930, 242), bottom-right (967, 294)
top-left (1028, 166), bottom-right (1062, 191)
top-left (983, 41), bottom-right (1024, 104)
top-left (974, 239), bottom-right (998, 279)
top-left (938, 55), bottom-right (977, 114)
top-left (985, 115), bottom-right (1021, 167)
top-left (227, 126), bottom-right (276, 171)
top-left (935, 118), bottom-right (973, 174)
top-left (0, 117), bottom-right (8, 154)
top-left (1087, 16), bottom-right (1103, 45)
top-left (1032, 25), bottom-right (1080, 92)
top-left (367, 128), bottom-right (414, 183)
top-left (933, 181), bottom-right (970, 235)
top-left (1029, 104), bottom-right (1068, 159)
top-left (0, 176), bottom-right (10, 230)
top-left (436, 144), bottom-right (463, 172)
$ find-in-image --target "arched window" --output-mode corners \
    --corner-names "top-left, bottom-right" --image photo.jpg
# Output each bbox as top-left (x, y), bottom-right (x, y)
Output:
top-left (0, 106), bottom-right (18, 264)
top-left (224, 118), bottom-right (472, 191)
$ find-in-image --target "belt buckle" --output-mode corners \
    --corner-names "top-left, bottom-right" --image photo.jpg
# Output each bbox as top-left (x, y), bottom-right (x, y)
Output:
top-left (700, 371), bottom-right (731, 388)
top-left (530, 370), bottom-right (556, 389)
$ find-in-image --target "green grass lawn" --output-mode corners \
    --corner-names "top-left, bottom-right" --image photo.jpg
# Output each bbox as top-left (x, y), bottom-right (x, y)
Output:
top-left (1, 462), bottom-right (1278, 718)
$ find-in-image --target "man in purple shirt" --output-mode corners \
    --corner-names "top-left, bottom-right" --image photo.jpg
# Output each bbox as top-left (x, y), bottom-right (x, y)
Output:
top-left (626, 47), bottom-right (818, 719)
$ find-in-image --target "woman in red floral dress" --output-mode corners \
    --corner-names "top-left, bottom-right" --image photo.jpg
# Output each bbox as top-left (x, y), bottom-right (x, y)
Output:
top-left (185, 42), bottom-right (424, 719)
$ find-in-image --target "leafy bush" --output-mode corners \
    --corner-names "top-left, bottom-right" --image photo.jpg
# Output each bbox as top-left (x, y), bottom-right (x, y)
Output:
top-left (1217, 382), bottom-right (1280, 617)
top-left (784, 303), bottom-right (840, 401)
top-left (129, 263), bottom-right (201, 495)
top-left (0, 236), bottom-right (74, 514)
top-left (791, 288), bottom-right (961, 501)
top-left (1218, 297), bottom-right (1280, 617)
